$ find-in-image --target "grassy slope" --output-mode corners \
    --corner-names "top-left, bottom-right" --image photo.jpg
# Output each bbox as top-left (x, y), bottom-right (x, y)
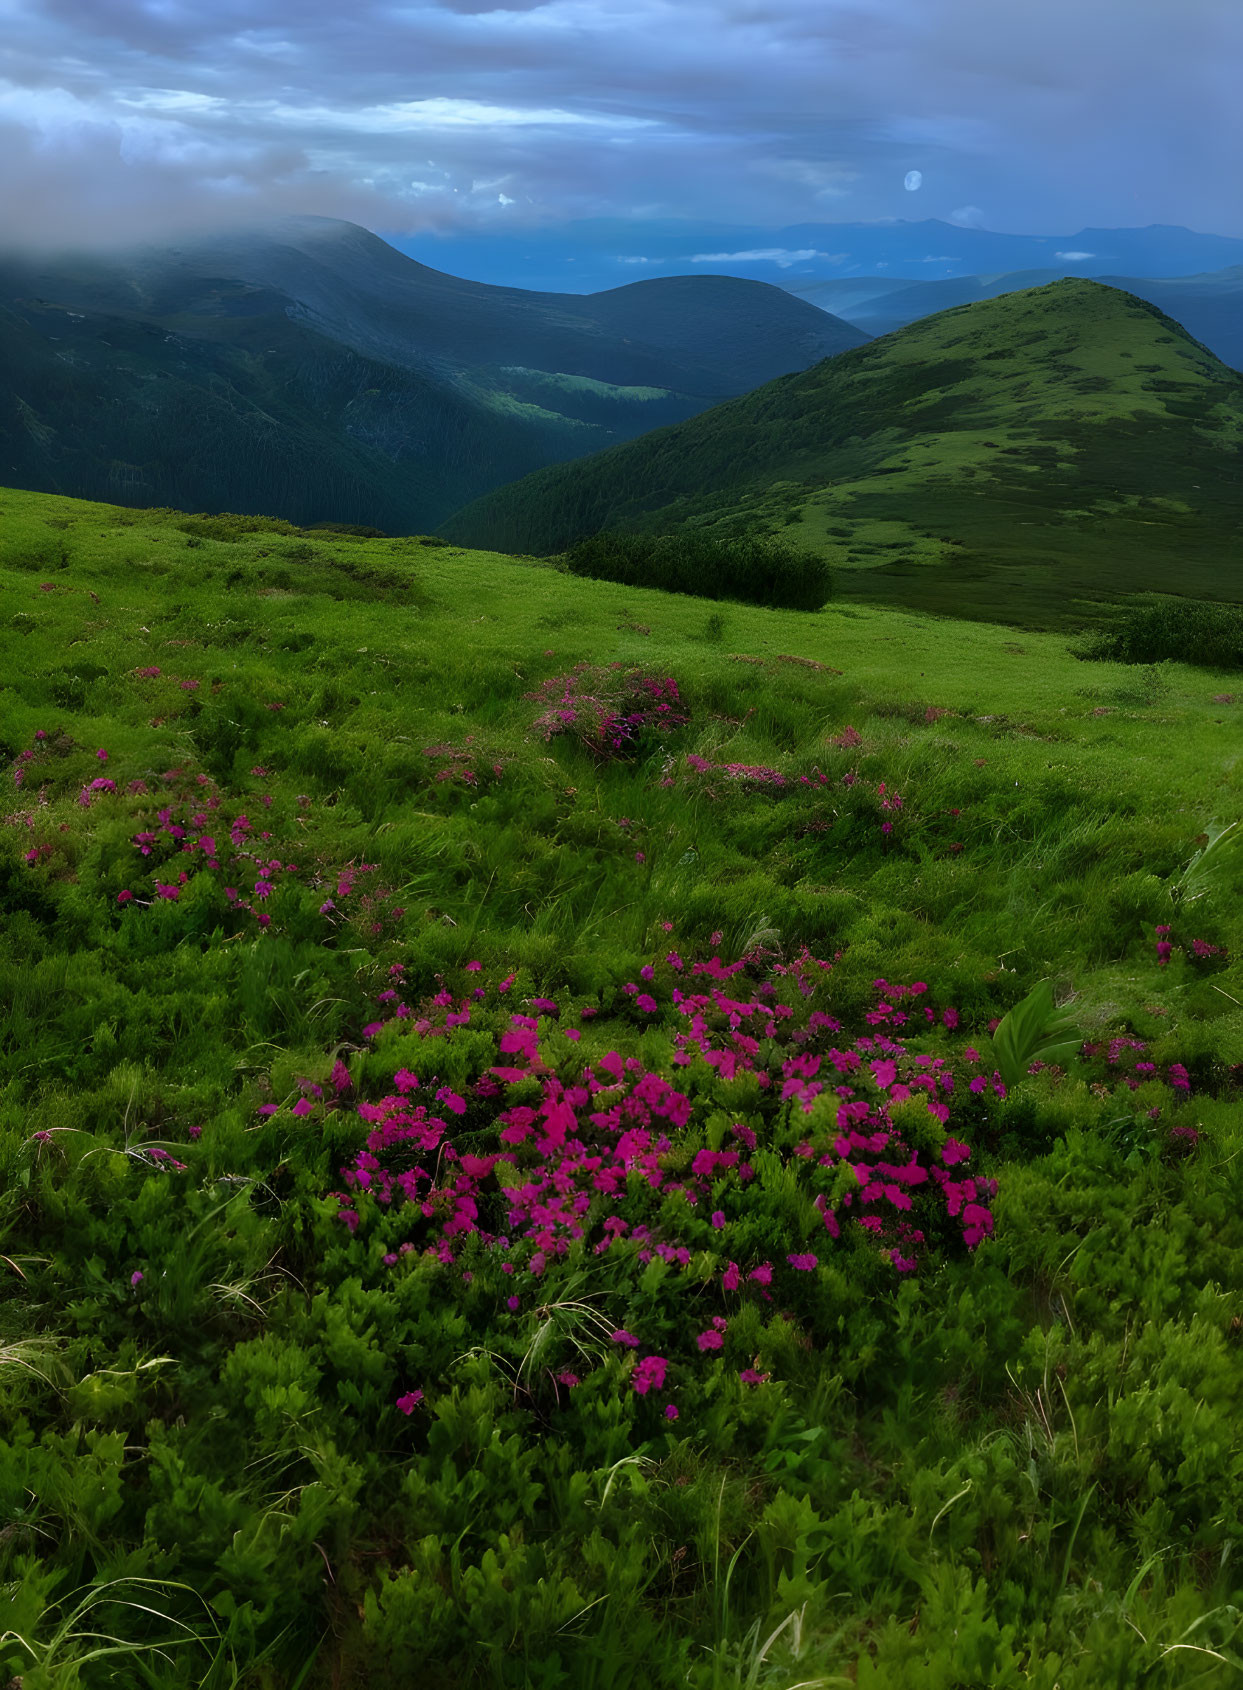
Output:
top-left (3, 485), bottom-right (1243, 1687)
top-left (442, 280), bottom-right (1243, 630)
top-left (791, 266), bottom-right (1243, 374)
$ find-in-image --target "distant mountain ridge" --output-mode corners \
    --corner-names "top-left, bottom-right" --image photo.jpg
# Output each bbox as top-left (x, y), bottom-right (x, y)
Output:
top-left (440, 279), bottom-right (1243, 629)
top-left (0, 217), bottom-right (865, 531)
top-left (387, 217), bottom-right (1243, 295)
top-left (788, 265), bottom-right (1243, 372)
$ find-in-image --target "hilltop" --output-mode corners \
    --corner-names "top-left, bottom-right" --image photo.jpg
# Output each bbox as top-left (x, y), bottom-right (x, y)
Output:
top-left (788, 265), bottom-right (1243, 372)
top-left (441, 280), bottom-right (1243, 628)
top-left (0, 217), bottom-right (864, 531)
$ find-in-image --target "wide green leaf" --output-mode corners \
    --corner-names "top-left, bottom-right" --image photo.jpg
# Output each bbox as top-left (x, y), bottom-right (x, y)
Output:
top-left (991, 978), bottom-right (1081, 1091)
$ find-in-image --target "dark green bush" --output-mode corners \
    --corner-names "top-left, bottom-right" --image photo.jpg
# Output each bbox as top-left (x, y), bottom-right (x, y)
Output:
top-left (1080, 597), bottom-right (1243, 669)
top-left (563, 530), bottom-right (832, 612)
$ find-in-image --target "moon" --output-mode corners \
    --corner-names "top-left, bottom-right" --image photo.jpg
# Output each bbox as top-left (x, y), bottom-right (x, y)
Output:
top-left (904, 170), bottom-right (923, 192)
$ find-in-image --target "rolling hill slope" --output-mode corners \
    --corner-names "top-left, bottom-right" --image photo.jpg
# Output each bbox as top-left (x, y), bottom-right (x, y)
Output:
top-left (440, 280), bottom-right (1243, 628)
top-left (789, 266), bottom-right (1243, 372)
top-left (0, 217), bottom-right (865, 531)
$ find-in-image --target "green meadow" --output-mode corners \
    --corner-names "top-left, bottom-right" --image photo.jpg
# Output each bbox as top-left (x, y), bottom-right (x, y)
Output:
top-left (2, 485), bottom-right (1242, 1688)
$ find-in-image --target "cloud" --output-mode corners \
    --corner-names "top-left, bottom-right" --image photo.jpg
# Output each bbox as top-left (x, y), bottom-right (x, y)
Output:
top-left (0, 0), bottom-right (1237, 247)
top-left (691, 247), bottom-right (834, 268)
top-left (903, 169), bottom-right (922, 191)
top-left (1055, 249), bottom-right (1095, 260)
top-left (752, 157), bottom-right (858, 199)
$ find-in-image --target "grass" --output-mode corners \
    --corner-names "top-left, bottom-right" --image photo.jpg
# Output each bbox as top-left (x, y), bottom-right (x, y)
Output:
top-left (2, 484), bottom-right (1242, 1688)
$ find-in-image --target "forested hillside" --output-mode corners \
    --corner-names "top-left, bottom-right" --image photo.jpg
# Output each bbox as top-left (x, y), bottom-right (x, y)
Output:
top-left (0, 218), bottom-right (866, 531)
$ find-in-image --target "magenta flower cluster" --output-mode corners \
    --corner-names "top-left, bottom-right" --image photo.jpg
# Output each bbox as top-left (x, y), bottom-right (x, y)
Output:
top-left (12, 733), bottom-right (402, 937)
top-left (527, 665), bottom-right (689, 760)
top-left (1078, 1033), bottom-right (1191, 1095)
top-left (298, 947), bottom-right (1010, 1417)
top-left (1155, 924), bottom-right (1227, 969)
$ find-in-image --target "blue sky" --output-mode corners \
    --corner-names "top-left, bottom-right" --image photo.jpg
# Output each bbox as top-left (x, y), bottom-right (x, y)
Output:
top-left (1, 0), bottom-right (1239, 248)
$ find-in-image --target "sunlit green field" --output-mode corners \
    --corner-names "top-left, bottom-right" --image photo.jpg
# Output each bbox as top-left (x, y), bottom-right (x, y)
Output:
top-left (3, 486), bottom-right (1242, 1688)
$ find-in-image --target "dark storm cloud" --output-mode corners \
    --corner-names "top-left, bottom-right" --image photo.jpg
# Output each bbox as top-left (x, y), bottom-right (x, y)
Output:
top-left (0, 0), bottom-right (1238, 246)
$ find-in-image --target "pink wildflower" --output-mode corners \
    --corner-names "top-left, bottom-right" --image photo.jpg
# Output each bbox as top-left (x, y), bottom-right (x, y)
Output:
top-left (632, 1355), bottom-right (667, 1395)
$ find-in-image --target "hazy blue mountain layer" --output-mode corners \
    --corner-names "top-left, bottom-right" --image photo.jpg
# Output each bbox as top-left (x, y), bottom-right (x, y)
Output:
top-left (386, 216), bottom-right (1243, 293)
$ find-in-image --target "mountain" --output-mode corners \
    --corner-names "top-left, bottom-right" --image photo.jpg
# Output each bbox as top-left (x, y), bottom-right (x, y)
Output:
top-left (0, 217), bottom-right (865, 531)
top-left (789, 266), bottom-right (1243, 372)
top-left (440, 280), bottom-right (1243, 629)
top-left (386, 217), bottom-right (1243, 294)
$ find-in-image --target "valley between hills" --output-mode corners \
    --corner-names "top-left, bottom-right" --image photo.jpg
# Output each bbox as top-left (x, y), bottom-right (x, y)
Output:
top-left (2, 221), bottom-right (1243, 1689)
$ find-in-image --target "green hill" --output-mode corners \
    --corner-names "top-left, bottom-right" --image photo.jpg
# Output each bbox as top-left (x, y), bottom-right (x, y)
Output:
top-left (0, 217), bottom-right (865, 531)
top-left (441, 279), bottom-right (1243, 628)
top-left (789, 265), bottom-right (1243, 372)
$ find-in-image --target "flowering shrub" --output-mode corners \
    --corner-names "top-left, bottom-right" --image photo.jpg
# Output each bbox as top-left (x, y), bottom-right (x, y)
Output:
top-left (9, 731), bottom-right (404, 938)
top-left (527, 665), bottom-right (689, 759)
top-left (305, 948), bottom-right (1006, 1418)
top-left (681, 752), bottom-right (810, 791)
top-left (672, 751), bottom-right (913, 846)
top-left (1154, 922), bottom-right (1228, 970)
top-left (1078, 1034), bottom-right (1191, 1096)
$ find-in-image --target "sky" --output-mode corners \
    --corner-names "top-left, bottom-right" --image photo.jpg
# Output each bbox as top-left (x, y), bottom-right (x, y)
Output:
top-left (1, 0), bottom-right (1240, 252)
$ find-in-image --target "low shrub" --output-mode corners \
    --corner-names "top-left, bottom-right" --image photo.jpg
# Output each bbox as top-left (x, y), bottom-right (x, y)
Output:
top-left (1079, 596), bottom-right (1243, 669)
top-left (563, 530), bottom-right (832, 612)
top-left (526, 664), bottom-right (689, 759)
